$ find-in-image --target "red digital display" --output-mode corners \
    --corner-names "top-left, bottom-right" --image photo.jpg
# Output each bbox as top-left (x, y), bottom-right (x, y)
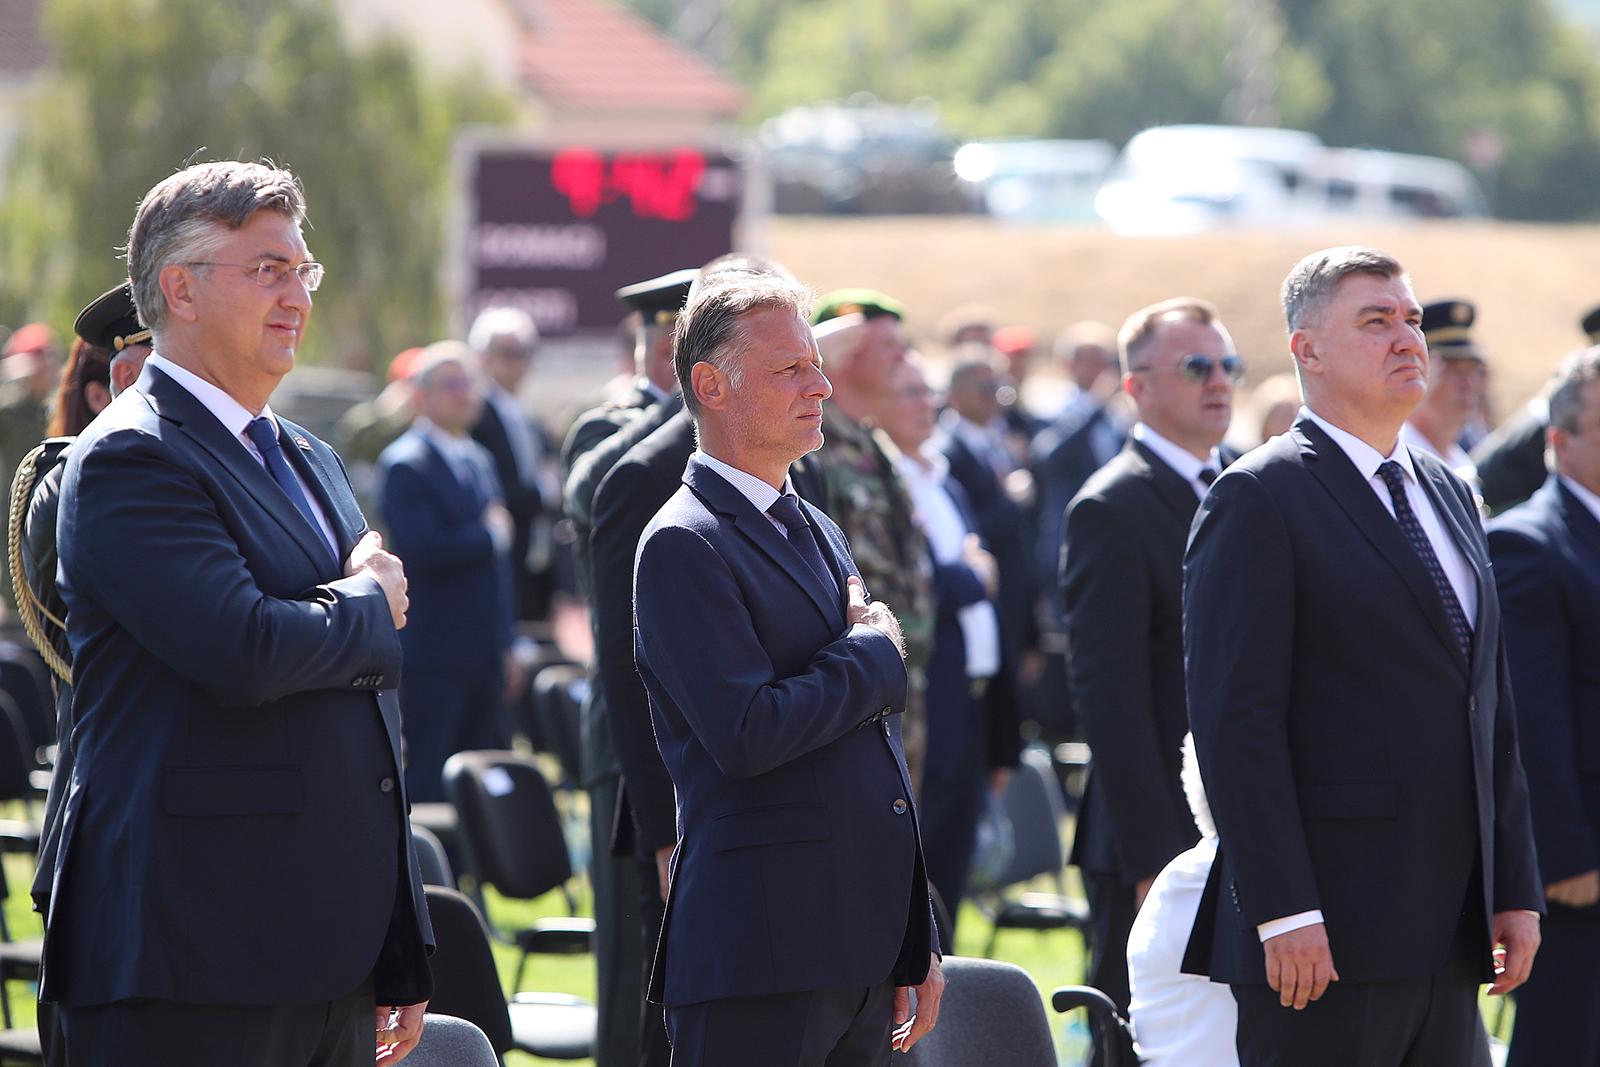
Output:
top-left (550, 148), bottom-right (709, 222)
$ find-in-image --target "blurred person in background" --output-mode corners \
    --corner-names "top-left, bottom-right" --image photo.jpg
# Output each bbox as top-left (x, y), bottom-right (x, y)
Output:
top-left (1226, 372), bottom-right (1302, 454)
top-left (1487, 347), bottom-right (1600, 1067)
top-left (810, 289), bottom-right (935, 789)
top-left (1402, 299), bottom-right (1487, 488)
top-left (378, 342), bottom-right (515, 804)
top-left (1062, 297), bottom-right (1238, 1018)
top-left (468, 306), bottom-right (557, 622)
top-left (880, 355), bottom-right (1016, 935)
top-left (0, 323), bottom-right (61, 474)
top-left (938, 304), bottom-right (995, 349)
top-left (993, 324), bottom-right (1046, 454)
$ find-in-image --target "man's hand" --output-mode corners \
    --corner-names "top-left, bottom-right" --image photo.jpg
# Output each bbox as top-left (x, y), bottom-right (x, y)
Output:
top-left (891, 954), bottom-right (944, 1053)
top-left (961, 534), bottom-right (999, 599)
top-left (1263, 923), bottom-right (1339, 1009)
top-left (1134, 875), bottom-right (1156, 912)
top-left (483, 501), bottom-right (514, 552)
top-left (346, 530), bottom-right (409, 630)
top-left (1546, 869), bottom-right (1600, 908)
top-left (1488, 910), bottom-right (1541, 996)
top-left (503, 651), bottom-right (526, 705)
top-left (846, 576), bottom-right (904, 658)
top-left (375, 1001), bottom-right (427, 1063)
top-left (655, 844), bottom-right (675, 904)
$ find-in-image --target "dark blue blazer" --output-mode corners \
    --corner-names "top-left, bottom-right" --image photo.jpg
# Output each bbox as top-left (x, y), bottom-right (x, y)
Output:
top-left (1183, 417), bottom-right (1542, 986)
top-left (633, 454), bottom-right (936, 1007)
top-left (1488, 477), bottom-right (1600, 886)
top-left (376, 428), bottom-right (512, 670)
top-left (47, 363), bottom-right (432, 1007)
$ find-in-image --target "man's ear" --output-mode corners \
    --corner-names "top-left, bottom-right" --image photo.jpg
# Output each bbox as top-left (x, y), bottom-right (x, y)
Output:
top-left (1290, 330), bottom-right (1318, 378)
top-left (691, 361), bottom-right (726, 412)
top-left (158, 264), bottom-right (200, 324)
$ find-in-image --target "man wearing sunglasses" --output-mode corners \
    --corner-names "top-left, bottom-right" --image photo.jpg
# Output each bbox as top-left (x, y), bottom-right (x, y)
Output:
top-left (1060, 297), bottom-right (1240, 1020)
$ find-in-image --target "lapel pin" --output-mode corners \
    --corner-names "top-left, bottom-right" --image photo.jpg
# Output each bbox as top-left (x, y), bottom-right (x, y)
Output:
top-left (292, 434), bottom-right (312, 451)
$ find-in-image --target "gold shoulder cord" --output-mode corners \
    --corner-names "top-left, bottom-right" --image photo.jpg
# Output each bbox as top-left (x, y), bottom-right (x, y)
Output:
top-left (7, 444), bottom-right (71, 684)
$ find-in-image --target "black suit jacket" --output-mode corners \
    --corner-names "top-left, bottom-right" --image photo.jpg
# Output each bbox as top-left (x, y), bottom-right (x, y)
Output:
top-left (1061, 439), bottom-right (1204, 881)
top-left (1183, 416), bottom-right (1542, 986)
top-left (471, 398), bottom-right (546, 617)
top-left (1472, 402), bottom-right (1549, 516)
top-left (938, 429), bottom-right (1035, 655)
top-left (1488, 477), bottom-right (1600, 886)
top-left (47, 363), bottom-right (433, 1007)
top-left (634, 455), bottom-right (933, 1006)
top-left (1031, 404), bottom-right (1123, 602)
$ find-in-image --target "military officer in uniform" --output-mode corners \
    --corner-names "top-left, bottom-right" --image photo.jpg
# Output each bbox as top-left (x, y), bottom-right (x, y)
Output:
top-left (1402, 299), bottom-right (1487, 490)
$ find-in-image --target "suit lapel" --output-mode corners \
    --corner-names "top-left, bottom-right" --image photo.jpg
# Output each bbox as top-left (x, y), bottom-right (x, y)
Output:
top-left (683, 456), bottom-right (843, 630)
top-left (140, 366), bottom-right (335, 576)
top-left (1296, 418), bottom-right (1468, 670)
top-left (278, 416), bottom-right (365, 562)
top-left (1129, 440), bottom-right (1202, 528)
top-left (1556, 479), bottom-right (1600, 561)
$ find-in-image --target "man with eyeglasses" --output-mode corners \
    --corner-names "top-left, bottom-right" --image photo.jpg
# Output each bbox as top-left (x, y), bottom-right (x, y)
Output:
top-left (1059, 296), bottom-right (1240, 1022)
top-left (44, 160), bottom-right (433, 1066)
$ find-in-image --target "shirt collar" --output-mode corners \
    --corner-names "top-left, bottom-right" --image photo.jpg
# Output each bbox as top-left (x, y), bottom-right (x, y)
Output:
top-left (414, 416), bottom-right (473, 460)
top-left (1561, 475), bottom-right (1600, 527)
top-left (939, 409), bottom-right (998, 454)
top-left (1399, 421), bottom-right (1471, 470)
top-left (1132, 422), bottom-right (1220, 485)
top-left (149, 352), bottom-right (275, 442)
top-left (639, 378), bottom-right (670, 405)
top-left (1301, 406), bottom-right (1417, 485)
top-left (696, 450), bottom-right (793, 513)
top-left (893, 443), bottom-right (950, 485)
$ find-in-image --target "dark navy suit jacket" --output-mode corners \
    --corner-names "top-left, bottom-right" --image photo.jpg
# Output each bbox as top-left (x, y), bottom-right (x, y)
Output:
top-left (376, 428), bottom-right (513, 671)
top-left (633, 454), bottom-right (936, 1007)
top-left (1488, 476), bottom-right (1600, 886)
top-left (1183, 417), bottom-right (1542, 986)
top-left (47, 363), bottom-right (433, 1007)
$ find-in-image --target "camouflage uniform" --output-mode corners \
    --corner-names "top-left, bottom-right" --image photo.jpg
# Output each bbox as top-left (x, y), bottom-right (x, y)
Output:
top-left (814, 406), bottom-right (936, 791)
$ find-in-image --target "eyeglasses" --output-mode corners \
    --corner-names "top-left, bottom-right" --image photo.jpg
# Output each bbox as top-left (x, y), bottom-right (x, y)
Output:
top-left (185, 260), bottom-right (325, 292)
top-left (1131, 354), bottom-right (1246, 383)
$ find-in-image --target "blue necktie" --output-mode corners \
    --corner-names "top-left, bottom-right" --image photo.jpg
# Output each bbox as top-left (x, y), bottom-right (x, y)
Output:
top-left (1377, 460), bottom-right (1472, 660)
top-left (245, 417), bottom-right (336, 566)
top-left (768, 494), bottom-right (839, 600)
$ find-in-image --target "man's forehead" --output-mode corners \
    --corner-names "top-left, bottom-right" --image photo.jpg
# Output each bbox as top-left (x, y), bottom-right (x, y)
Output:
top-left (1335, 272), bottom-right (1417, 310)
top-left (1150, 316), bottom-right (1229, 353)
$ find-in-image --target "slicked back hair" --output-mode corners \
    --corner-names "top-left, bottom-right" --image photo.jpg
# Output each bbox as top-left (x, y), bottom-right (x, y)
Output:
top-left (673, 274), bottom-right (813, 418)
top-left (1281, 246), bottom-right (1406, 333)
top-left (126, 160), bottom-right (307, 336)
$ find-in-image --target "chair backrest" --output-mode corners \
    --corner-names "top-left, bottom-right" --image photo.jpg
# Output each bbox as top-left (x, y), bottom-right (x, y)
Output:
top-left (411, 824), bottom-right (454, 888)
top-left (995, 745), bottom-right (1066, 888)
top-left (530, 664), bottom-right (587, 787)
top-left (0, 690), bottom-right (36, 804)
top-left (406, 1013), bottom-right (500, 1067)
top-left (904, 957), bottom-right (1056, 1067)
top-left (1052, 985), bottom-right (1138, 1067)
top-left (422, 886), bottom-right (514, 1056)
top-left (0, 644), bottom-right (54, 762)
top-left (442, 750), bottom-right (572, 901)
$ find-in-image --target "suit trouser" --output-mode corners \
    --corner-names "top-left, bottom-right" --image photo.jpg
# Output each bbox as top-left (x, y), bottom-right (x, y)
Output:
top-left (591, 778), bottom-right (645, 1067)
top-left (1083, 869), bottom-right (1137, 1011)
top-left (666, 981), bottom-right (895, 1067)
top-left (1232, 925), bottom-right (1490, 1067)
top-left (1507, 903), bottom-right (1600, 1066)
top-left (634, 852), bottom-right (671, 1067)
top-left (400, 659), bottom-right (509, 804)
top-left (57, 977), bottom-right (375, 1067)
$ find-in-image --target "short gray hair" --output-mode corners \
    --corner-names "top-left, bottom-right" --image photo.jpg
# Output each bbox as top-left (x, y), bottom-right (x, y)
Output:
top-left (467, 307), bottom-right (538, 354)
top-left (1548, 346), bottom-right (1600, 434)
top-left (673, 274), bottom-right (813, 418)
top-left (1281, 246), bottom-right (1405, 332)
top-left (412, 340), bottom-right (479, 391)
top-left (126, 161), bottom-right (307, 335)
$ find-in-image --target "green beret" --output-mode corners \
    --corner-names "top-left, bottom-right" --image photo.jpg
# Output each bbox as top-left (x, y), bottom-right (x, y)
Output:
top-left (811, 288), bottom-right (906, 326)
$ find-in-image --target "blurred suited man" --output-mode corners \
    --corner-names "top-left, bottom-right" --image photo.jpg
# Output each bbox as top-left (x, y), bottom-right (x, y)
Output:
top-left (47, 159), bottom-right (432, 1066)
top-left (469, 306), bottom-right (554, 621)
top-left (378, 343), bottom-right (514, 804)
top-left (633, 273), bottom-right (943, 1064)
top-left (1488, 347), bottom-right (1600, 1066)
top-left (1061, 297), bottom-right (1239, 1014)
top-left (1185, 246), bottom-right (1541, 1066)
top-left (1402, 299), bottom-right (1487, 487)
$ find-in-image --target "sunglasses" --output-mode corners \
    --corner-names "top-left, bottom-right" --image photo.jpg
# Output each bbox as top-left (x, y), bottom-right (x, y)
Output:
top-left (1132, 354), bottom-right (1246, 383)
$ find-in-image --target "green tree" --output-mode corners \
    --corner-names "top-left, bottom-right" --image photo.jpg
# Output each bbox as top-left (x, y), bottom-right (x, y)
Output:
top-left (0, 0), bottom-right (514, 371)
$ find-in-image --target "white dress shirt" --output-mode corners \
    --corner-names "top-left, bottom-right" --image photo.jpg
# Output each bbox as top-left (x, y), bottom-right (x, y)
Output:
top-left (1132, 423), bottom-right (1222, 500)
top-left (148, 353), bottom-right (339, 555)
top-left (1258, 407), bottom-right (1481, 943)
top-left (1127, 836), bottom-right (1239, 1067)
top-left (894, 446), bottom-right (1002, 678)
top-left (939, 410), bottom-right (1013, 477)
top-left (1561, 475), bottom-right (1600, 526)
top-left (1400, 420), bottom-right (1479, 486)
top-left (695, 451), bottom-right (793, 534)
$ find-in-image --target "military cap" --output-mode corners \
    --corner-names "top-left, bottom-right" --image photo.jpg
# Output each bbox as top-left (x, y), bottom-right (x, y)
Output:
top-left (811, 288), bottom-right (906, 326)
top-left (1581, 305), bottom-right (1600, 345)
top-left (1419, 299), bottom-right (1483, 361)
top-left (616, 268), bottom-right (698, 324)
top-left (73, 283), bottom-right (150, 352)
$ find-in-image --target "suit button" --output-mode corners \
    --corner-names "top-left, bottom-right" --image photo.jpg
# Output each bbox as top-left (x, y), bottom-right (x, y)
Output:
top-left (892, 798), bottom-right (908, 815)
top-left (379, 777), bottom-right (395, 794)
top-left (881, 706), bottom-right (891, 716)
top-left (1468, 696), bottom-right (1478, 714)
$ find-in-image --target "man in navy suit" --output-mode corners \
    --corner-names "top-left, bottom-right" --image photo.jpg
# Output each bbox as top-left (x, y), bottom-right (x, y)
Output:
top-left (633, 273), bottom-right (943, 1065)
top-left (47, 161), bottom-right (432, 1066)
top-left (1488, 347), bottom-right (1600, 1066)
top-left (1184, 246), bottom-right (1542, 1065)
top-left (377, 342), bottom-right (515, 804)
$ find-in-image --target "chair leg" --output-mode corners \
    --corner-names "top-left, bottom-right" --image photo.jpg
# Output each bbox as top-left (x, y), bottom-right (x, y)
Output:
top-left (984, 923), bottom-right (1000, 958)
top-left (0, 977), bottom-right (13, 1030)
top-left (512, 950), bottom-right (529, 997)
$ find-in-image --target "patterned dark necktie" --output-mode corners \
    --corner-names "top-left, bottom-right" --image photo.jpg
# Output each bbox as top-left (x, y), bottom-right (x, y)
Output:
top-left (245, 417), bottom-right (337, 566)
top-left (1376, 460), bottom-right (1472, 659)
top-left (768, 494), bottom-right (838, 600)
top-left (1198, 467), bottom-right (1218, 487)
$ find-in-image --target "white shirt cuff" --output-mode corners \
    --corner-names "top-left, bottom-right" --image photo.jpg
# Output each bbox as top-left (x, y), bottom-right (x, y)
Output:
top-left (1257, 910), bottom-right (1324, 942)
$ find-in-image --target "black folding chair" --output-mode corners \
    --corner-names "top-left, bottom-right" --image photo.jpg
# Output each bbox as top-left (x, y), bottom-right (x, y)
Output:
top-left (410, 823), bottom-right (454, 888)
top-left (903, 957), bottom-right (1056, 1066)
top-left (442, 751), bottom-right (595, 993)
top-left (424, 886), bottom-right (595, 1062)
top-left (1052, 986), bottom-right (1138, 1067)
top-left (528, 664), bottom-right (587, 791)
